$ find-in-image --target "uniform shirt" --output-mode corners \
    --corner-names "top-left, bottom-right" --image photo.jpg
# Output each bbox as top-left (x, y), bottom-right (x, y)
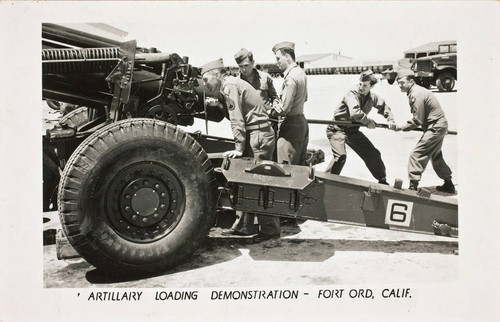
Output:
top-left (400, 84), bottom-right (448, 131)
top-left (275, 64), bottom-right (307, 116)
top-left (239, 69), bottom-right (278, 104)
top-left (221, 76), bottom-right (269, 153)
top-left (331, 86), bottom-right (394, 126)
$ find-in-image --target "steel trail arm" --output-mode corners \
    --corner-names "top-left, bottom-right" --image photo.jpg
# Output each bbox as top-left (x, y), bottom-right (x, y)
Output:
top-left (218, 157), bottom-right (458, 237)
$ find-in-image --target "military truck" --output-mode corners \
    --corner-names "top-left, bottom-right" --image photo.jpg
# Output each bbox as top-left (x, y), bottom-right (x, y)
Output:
top-left (412, 42), bottom-right (457, 91)
top-left (43, 23), bottom-right (458, 276)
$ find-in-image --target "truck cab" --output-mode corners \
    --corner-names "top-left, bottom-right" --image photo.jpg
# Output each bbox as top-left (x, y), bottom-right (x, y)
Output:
top-left (412, 43), bottom-right (457, 91)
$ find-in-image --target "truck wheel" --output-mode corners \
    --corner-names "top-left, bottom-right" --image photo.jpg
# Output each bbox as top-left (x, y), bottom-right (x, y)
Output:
top-left (58, 119), bottom-right (217, 274)
top-left (436, 73), bottom-right (455, 92)
top-left (59, 107), bottom-right (89, 127)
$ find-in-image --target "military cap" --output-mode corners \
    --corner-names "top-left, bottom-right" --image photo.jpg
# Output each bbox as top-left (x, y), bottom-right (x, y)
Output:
top-left (234, 48), bottom-right (253, 64)
top-left (200, 58), bottom-right (224, 75)
top-left (272, 41), bottom-right (295, 53)
top-left (397, 69), bottom-right (414, 80)
top-left (360, 69), bottom-right (377, 82)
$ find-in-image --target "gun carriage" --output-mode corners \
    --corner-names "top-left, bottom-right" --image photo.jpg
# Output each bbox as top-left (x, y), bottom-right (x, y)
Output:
top-left (42, 24), bottom-right (458, 275)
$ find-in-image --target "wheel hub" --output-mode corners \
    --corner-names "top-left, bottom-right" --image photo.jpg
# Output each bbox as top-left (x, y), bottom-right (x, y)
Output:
top-left (106, 162), bottom-right (184, 242)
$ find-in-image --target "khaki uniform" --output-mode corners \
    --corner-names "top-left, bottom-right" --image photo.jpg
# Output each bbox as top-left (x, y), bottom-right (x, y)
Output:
top-left (326, 86), bottom-right (394, 181)
top-left (239, 69), bottom-right (278, 106)
top-left (221, 76), bottom-right (280, 236)
top-left (275, 64), bottom-right (309, 165)
top-left (400, 84), bottom-right (452, 181)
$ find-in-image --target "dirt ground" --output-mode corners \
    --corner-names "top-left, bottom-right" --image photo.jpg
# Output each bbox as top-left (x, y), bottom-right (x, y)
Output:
top-left (42, 75), bottom-right (459, 289)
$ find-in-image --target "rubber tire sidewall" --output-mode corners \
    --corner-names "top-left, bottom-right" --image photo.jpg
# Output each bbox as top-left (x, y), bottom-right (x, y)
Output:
top-left (59, 119), bottom-right (216, 273)
top-left (436, 73), bottom-right (455, 92)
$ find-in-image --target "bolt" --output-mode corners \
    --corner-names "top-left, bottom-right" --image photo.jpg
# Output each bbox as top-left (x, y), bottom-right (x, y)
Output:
top-left (142, 218), bottom-right (147, 223)
top-left (153, 213), bottom-right (159, 218)
top-left (161, 193), bottom-right (167, 198)
top-left (160, 204), bottom-right (166, 209)
top-left (132, 215), bottom-right (137, 220)
top-left (125, 206), bottom-right (131, 211)
top-left (144, 180), bottom-right (149, 186)
top-left (155, 184), bottom-right (160, 189)
top-left (126, 226), bottom-right (130, 230)
top-left (125, 194), bottom-right (131, 199)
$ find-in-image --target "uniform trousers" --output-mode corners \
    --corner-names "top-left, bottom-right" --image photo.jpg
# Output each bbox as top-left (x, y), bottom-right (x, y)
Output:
top-left (232, 126), bottom-right (280, 236)
top-left (326, 126), bottom-right (386, 181)
top-left (277, 114), bottom-right (309, 165)
top-left (408, 127), bottom-right (452, 181)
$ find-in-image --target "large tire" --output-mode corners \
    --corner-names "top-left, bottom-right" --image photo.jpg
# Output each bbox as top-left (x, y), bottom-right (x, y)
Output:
top-left (59, 107), bottom-right (89, 128)
top-left (42, 107), bottom-right (90, 211)
top-left (58, 119), bottom-right (217, 274)
top-left (436, 73), bottom-right (456, 92)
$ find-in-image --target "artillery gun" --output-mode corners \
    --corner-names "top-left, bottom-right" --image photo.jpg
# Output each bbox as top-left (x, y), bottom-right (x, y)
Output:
top-left (43, 24), bottom-right (458, 275)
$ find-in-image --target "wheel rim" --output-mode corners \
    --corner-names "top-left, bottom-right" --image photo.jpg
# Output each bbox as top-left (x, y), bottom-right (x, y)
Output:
top-left (106, 161), bottom-right (185, 243)
top-left (441, 76), bottom-right (455, 91)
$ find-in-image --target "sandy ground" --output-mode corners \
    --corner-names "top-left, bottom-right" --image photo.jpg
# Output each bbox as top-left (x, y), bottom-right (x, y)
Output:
top-left (43, 74), bottom-right (459, 288)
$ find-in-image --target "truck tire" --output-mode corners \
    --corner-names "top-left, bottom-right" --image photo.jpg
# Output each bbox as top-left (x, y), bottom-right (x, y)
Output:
top-left (58, 119), bottom-right (217, 274)
top-left (59, 107), bottom-right (89, 128)
top-left (436, 73), bottom-right (455, 92)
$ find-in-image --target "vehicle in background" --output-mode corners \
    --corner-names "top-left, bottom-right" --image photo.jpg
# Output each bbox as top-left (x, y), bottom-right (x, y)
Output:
top-left (412, 42), bottom-right (457, 92)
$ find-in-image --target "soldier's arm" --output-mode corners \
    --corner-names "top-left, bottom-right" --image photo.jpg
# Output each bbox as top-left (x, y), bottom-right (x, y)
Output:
top-left (274, 77), bottom-right (297, 115)
top-left (373, 95), bottom-right (394, 122)
top-left (345, 90), bottom-right (371, 124)
top-left (223, 84), bottom-right (246, 153)
top-left (400, 95), bottom-right (425, 131)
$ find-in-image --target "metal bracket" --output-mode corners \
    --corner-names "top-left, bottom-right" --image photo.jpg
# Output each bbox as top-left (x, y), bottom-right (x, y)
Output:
top-left (361, 185), bottom-right (381, 211)
top-left (245, 161), bottom-right (291, 177)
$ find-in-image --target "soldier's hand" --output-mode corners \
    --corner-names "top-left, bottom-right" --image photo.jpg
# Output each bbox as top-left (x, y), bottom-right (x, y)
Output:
top-left (223, 150), bottom-right (243, 158)
top-left (388, 122), bottom-right (401, 131)
top-left (366, 118), bottom-right (377, 129)
top-left (269, 108), bottom-right (280, 120)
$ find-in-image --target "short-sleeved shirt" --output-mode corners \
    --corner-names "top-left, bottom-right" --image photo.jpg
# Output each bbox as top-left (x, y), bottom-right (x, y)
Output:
top-left (276, 64), bottom-right (308, 116)
top-left (239, 69), bottom-right (278, 104)
top-left (400, 84), bottom-right (448, 131)
top-left (330, 86), bottom-right (394, 129)
top-left (221, 76), bottom-right (270, 153)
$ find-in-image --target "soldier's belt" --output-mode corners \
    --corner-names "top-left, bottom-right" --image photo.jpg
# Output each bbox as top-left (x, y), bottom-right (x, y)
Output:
top-left (246, 122), bottom-right (270, 131)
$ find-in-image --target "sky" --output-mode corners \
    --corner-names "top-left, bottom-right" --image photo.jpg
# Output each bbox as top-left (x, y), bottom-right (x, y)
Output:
top-left (74, 1), bottom-right (463, 67)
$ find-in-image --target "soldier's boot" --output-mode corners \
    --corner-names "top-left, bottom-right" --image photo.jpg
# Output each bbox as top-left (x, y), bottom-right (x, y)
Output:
top-left (409, 180), bottom-right (419, 191)
top-left (436, 177), bottom-right (455, 194)
top-left (378, 178), bottom-right (389, 185)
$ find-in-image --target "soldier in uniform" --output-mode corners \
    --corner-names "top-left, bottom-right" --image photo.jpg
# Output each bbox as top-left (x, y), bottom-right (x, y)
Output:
top-left (389, 69), bottom-right (455, 193)
top-left (234, 48), bottom-right (279, 109)
top-left (325, 70), bottom-right (395, 184)
top-left (200, 58), bottom-right (281, 240)
top-left (269, 41), bottom-right (309, 166)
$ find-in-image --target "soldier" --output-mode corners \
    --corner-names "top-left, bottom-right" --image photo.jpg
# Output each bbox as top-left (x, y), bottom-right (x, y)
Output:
top-left (325, 70), bottom-right (394, 184)
top-left (200, 58), bottom-right (280, 240)
top-left (234, 48), bottom-right (279, 109)
top-left (269, 41), bottom-right (309, 166)
top-left (389, 69), bottom-right (455, 193)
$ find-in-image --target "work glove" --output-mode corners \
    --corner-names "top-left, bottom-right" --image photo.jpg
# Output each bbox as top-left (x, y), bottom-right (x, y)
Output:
top-left (388, 121), bottom-right (401, 131)
top-left (223, 150), bottom-right (243, 158)
top-left (365, 117), bottom-right (377, 129)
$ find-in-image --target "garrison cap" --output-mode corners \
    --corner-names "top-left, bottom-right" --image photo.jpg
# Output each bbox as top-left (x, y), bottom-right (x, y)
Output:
top-left (397, 69), bottom-right (414, 80)
top-left (360, 70), bottom-right (377, 82)
top-left (200, 58), bottom-right (224, 75)
top-left (234, 48), bottom-right (253, 64)
top-left (272, 41), bottom-right (295, 53)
